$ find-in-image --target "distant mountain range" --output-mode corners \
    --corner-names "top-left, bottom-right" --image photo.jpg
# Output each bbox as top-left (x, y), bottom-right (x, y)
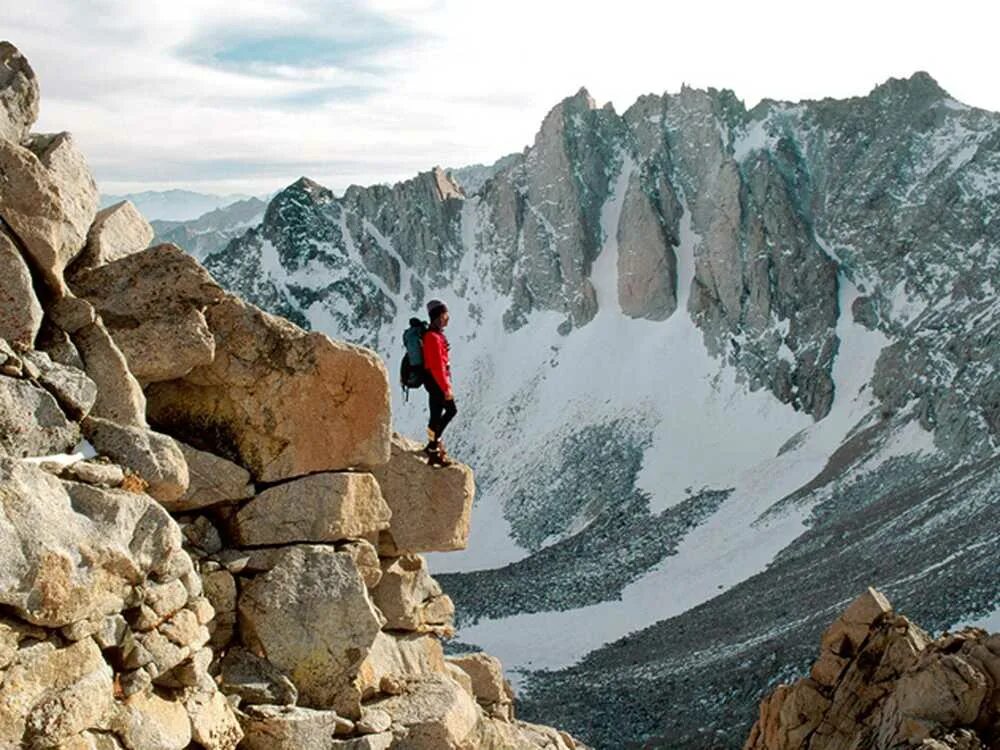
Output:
top-left (100, 189), bottom-right (262, 221)
top-left (151, 197), bottom-right (268, 261)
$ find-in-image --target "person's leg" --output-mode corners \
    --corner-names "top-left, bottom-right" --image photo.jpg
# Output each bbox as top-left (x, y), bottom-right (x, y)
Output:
top-left (433, 399), bottom-right (457, 464)
top-left (438, 399), bottom-right (458, 439)
top-left (426, 379), bottom-right (445, 448)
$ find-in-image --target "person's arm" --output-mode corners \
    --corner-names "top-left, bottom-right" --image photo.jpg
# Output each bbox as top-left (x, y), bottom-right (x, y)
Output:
top-left (422, 332), bottom-right (451, 394)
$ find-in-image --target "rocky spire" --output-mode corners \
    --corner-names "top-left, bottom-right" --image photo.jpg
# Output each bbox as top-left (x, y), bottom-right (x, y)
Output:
top-left (744, 589), bottom-right (1000, 750)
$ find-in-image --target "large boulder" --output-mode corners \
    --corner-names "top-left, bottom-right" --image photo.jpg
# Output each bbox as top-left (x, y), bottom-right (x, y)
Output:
top-left (61, 480), bottom-right (187, 585)
top-left (371, 673), bottom-right (480, 750)
top-left (27, 132), bottom-right (99, 245)
top-left (0, 375), bottom-right (80, 457)
top-left (0, 637), bottom-right (114, 747)
top-left (74, 200), bottom-right (154, 271)
top-left (238, 545), bottom-right (385, 707)
top-left (811, 587), bottom-right (893, 688)
top-left (371, 555), bottom-right (454, 634)
top-left (82, 416), bottom-right (189, 503)
top-left (0, 42), bottom-right (39, 143)
top-left (446, 652), bottom-right (514, 712)
top-left (341, 539), bottom-right (383, 589)
top-left (0, 134), bottom-right (97, 293)
top-left (234, 472), bottom-right (390, 546)
top-left (146, 296), bottom-right (391, 482)
top-left (372, 434), bottom-right (474, 555)
top-left (0, 227), bottom-right (42, 346)
top-left (71, 319), bottom-right (147, 427)
top-left (171, 442), bottom-right (254, 511)
top-left (70, 244), bottom-right (224, 383)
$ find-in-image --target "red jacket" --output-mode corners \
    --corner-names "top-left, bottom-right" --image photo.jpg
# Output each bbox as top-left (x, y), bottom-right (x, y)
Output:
top-left (422, 328), bottom-right (451, 394)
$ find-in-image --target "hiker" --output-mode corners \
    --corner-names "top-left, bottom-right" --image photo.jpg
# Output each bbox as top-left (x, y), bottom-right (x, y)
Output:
top-left (422, 299), bottom-right (457, 466)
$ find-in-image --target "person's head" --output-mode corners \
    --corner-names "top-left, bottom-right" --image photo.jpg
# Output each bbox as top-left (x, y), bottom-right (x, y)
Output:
top-left (427, 299), bottom-right (449, 328)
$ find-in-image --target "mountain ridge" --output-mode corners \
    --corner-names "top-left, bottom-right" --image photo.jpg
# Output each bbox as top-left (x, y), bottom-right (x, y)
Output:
top-left (197, 69), bottom-right (998, 748)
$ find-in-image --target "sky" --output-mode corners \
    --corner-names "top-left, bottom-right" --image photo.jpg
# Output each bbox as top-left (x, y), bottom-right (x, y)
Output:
top-left (6, 0), bottom-right (999, 197)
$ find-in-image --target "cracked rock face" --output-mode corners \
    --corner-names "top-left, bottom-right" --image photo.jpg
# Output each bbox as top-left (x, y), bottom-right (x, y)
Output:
top-left (146, 296), bottom-right (392, 482)
top-left (238, 545), bottom-right (386, 707)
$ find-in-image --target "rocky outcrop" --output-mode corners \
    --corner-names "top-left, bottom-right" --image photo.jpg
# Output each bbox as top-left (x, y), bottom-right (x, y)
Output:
top-left (71, 317), bottom-right (148, 427)
top-left (21, 347), bottom-right (98, 419)
top-left (237, 704), bottom-right (369, 749)
top-left (81, 416), bottom-right (189, 503)
top-left (0, 636), bottom-right (113, 747)
top-left (373, 434), bottom-right (474, 555)
top-left (744, 589), bottom-right (1000, 750)
top-left (370, 673), bottom-right (480, 749)
top-left (0, 454), bottom-right (237, 745)
top-left (70, 243), bottom-right (223, 383)
top-left (146, 296), bottom-right (392, 481)
top-left (0, 135), bottom-right (95, 294)
top-left (372, 555), bottom-right (455, 635)
top-left (0, 364), bottom-right (80, 457)
top-left (0, 460), bottom-right (173, 625)
top-left (447, 652), bottom-right (515, 720)
top-left (74, 199), bottom-right (154, 271)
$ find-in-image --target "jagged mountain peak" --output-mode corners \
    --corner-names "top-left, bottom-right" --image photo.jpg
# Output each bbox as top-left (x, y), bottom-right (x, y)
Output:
top-left (538, 86), bottom-right (604, 132)
top-left (284, 175), bottom-right (331, 199)
top-left (573, 85), bottom-right (596, 106)
top-left (869, 69), bottom-right (949, 103)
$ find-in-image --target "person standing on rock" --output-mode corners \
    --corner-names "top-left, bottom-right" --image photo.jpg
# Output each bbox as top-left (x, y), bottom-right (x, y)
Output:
top-left (422, 299), bottom-right (457, 466)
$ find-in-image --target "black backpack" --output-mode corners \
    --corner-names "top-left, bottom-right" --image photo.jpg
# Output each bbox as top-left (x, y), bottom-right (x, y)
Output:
top-left (399, 318), bottom-right (427, 400)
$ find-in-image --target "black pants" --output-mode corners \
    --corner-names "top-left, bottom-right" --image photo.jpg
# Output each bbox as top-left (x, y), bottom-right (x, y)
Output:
top-left (426, 377), bottom-right (457, 440)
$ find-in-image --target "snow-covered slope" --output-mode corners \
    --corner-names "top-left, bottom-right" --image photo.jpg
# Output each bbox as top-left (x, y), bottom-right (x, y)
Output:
top-left (200, 73), bottom-right (1000, 749)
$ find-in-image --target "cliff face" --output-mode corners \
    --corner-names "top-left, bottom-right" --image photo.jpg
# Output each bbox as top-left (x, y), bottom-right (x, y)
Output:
top-left (0, 42), bottom-right (584, 750)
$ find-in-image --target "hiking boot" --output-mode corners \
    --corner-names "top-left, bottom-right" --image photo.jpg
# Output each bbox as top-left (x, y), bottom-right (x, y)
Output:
top-left (433, 444), bottom-right (453, 467)
top-left (423, 440), bottom-right (439, 459)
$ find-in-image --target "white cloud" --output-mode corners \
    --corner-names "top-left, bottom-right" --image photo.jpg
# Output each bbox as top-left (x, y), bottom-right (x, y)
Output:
top-left (6, 0), bottom-right (999, 196)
